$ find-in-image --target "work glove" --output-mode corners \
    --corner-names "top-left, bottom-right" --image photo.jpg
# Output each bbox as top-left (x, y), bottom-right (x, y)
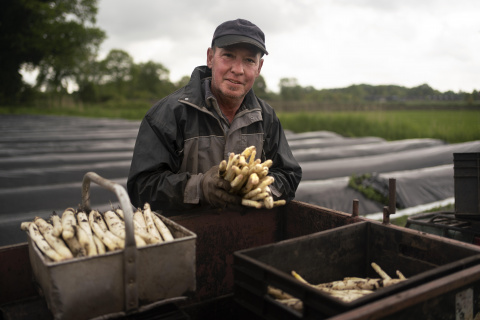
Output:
top-left (201, 165), bottom-right (242, 209)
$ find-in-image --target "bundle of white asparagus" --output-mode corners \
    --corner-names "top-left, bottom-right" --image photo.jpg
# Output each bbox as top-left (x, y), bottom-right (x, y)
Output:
top-left (20, 203), bottom-right (174, 262)
top-left (218, 146), bottom-right (286, 209)
top-left (268, 263), bottom-right (407, 312)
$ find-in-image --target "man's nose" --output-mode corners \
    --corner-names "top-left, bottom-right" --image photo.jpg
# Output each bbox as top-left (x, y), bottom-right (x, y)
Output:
top-left (231, 59), bottom-right (244, 74)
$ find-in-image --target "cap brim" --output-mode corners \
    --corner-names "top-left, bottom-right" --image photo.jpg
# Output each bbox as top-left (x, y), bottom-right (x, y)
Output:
top-left (214, 35), bottom-right (268, 55)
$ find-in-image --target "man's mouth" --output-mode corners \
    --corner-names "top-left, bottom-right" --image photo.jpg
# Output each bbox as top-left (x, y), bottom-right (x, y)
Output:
top-left (227, 79), bottom-right (242, 85)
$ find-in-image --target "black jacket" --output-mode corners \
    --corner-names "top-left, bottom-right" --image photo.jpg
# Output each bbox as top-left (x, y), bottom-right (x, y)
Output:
top-left (127, 66), bottom-right (302, 213)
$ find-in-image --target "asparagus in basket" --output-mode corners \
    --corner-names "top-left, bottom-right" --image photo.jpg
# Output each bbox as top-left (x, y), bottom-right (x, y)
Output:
top-left (20, 203), bottom-right (175, 262)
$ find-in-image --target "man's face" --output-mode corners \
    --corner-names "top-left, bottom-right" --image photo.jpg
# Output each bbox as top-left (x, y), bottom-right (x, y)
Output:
top-left (207, 44), bottom-right (263, 105)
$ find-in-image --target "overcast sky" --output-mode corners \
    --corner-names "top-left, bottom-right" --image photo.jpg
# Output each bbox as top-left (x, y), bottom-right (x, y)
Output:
top-left (96, 0), bottom-right (480, 93)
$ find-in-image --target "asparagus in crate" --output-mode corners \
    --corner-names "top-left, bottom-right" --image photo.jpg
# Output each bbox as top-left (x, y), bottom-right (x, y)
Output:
top-left (269, 263), bottom-right (408, 311)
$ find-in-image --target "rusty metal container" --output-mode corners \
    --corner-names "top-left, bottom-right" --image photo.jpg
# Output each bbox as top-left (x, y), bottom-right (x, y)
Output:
top-left (26, 172), bottom-right (196, 320)
top-left (233, 220), bottom-right (480, 319)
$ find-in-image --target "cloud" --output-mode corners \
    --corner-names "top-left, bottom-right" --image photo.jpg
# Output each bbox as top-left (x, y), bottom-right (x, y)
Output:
top-left (96, 0), bottom-right (480, 92)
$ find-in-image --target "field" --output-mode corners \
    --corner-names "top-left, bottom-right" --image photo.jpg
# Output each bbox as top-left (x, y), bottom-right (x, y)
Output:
top-left (1, 105), bottom-right (479, 144)
top-left (278, 110), bottom-right (480, 144)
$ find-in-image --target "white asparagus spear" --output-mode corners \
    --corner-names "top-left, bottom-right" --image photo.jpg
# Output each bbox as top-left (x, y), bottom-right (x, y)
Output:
top-left (20, 221), bottom-right (33, 231)
top-left (273, 200), bottom-right (287, 207)
top-left (90, 210), bottom-right (108, 232)
top-left (243, 187), bottom-right (262, 199)
top-left (371, 262), bottom-right (391, 280)
top-left (104, 210), bottom-right (126, 239)
top-left (114, 208), bottom-right (125, 220)
top-left (135, 234), bottom-right (147, 247)
top-left (152, 214), bottom-right (174, 241)
top-left (134, 220), bottom-right (160, 244)
top-left (218, 159), bottom-right (228, 177)
top-left (77, 211), bottom-right (98, 256)
top-left (250, 192), bottom-right (270, 201)
top-left (240, 173), bottom-right (259, 194)
top-left (264, 196), bottom-right (274, 209)
top-left (143, 203), bottom-right (162, 242)
top-left (93, 234), bottom-right (106, 255)
top-left (241, 199), bottom-right (263, 209)
top-left (241, 145), bottom-right (256, 159)
top-left (133, 208), bottom-right (160, 244)
top-left (104, 210), bottom-right (146, 246)
top-left (133, 208), bottom-right (148, 231)
top-left (224, 165), bottom-right (239, 182)
top-left (261, 159), bottom-right (273, 168)
top-left (61, 208), bottom-right (76, 240)
top-left (267, 286), bottom-right (294, 300)
top-left (35, 217), bottom-right (73, 260)
top-left (50, 212), bottom-right (63, 237)
top-left (256, 176), bottom-right (275, 191)
top-left (63, 228), bottom-right (86, 257)
top-left (75, 224), bottom-right (97, 256)
top-left (89, 218), bottom-right (122, 251)
top-left (89, 210), bottom-right (124, 250)
top-left (29, 223), bottom-right (64, 262)
top-left (274, 298), bottom-right (304, 312)
top-left (315, 278), bottom-right (405, 291)
top-left (248, 150), bottom-right (257, 166)
top-left (396, 270), bottom-right (407, 280)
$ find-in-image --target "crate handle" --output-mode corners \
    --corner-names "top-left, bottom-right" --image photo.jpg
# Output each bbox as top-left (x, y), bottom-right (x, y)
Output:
top-left (81, 171), bottom-right (139, 313)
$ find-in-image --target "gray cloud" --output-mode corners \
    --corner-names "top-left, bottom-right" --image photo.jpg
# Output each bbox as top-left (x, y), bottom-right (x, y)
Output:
top-left (96, 0), bottom-right (480, 92)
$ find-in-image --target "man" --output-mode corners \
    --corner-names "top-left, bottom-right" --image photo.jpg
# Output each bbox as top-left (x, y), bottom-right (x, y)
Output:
top-left (127, 18), bottom-right (302, 214)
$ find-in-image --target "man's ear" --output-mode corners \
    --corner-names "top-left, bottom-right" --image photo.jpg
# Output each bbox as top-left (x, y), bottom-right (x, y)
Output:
top-left (256, 58), bottom-right (264, 77)
top-left (207, 47), bottom-right (214, 68)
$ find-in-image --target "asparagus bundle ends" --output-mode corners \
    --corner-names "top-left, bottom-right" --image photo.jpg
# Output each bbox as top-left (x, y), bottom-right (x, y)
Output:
top-left (219, 146), bottom-right (286, 209)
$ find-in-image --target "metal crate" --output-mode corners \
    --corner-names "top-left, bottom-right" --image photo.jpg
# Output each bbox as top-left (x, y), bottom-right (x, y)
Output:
top-left (26, 172), bottom-right (196, 320)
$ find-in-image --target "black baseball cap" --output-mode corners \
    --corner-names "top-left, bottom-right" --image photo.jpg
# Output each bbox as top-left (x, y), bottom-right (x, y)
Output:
top-left (211, 19), bottom-right (268, 55)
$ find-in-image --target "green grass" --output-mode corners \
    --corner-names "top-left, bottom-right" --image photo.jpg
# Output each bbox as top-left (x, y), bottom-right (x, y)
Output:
top-left (1, 104), bottom-right (479, 144)
top-left (387, 203), bottom-right (455, 227)
top-left (348, 173), bottom-right (390, 207)
top-left (278, 110), bottom-right (480, 143)
top-left (0, 100), bottom-right (152, 120)
top-left (389, 215), bottom-right (410, 227)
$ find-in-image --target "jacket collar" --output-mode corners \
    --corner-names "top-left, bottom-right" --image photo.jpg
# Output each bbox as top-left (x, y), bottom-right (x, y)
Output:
top-left (180, 65), bottom-right (262, 112)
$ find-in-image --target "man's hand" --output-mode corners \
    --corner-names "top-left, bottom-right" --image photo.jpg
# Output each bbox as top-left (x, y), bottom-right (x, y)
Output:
top-left (201, 165), bottom-right (242, 208)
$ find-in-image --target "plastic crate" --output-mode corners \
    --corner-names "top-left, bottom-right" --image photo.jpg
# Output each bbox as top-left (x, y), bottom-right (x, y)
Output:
top-left (454, 152), bottom-right (480, 219)
top-left (234, 221), bottom-right (480, 319)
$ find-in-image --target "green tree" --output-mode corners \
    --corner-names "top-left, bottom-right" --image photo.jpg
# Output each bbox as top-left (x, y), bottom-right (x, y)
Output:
top-left (99, 49), bottom-right (134, 99)
top-left (253, 75), bottom-right (267, 95)
top-left (407, 84), bottom-right (438, 99)
top-left (75, 59), bottom-right (102, 103)
top-left (279, 77), bottom-right (304, 101)
top-left (176, 76), bottom-right (191, 89)
top-left (131, 61), bottom-right (170, 98)
top-left (0, 0), bottom-right (106, 104)
top-left (101, 50), bottom-right (133, 86)
top-left (473, 90), bottom-right (479, 101)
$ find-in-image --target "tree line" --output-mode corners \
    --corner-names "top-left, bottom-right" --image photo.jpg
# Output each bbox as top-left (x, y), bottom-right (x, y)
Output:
top-left (2, 0), bottom-right (478, 107)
